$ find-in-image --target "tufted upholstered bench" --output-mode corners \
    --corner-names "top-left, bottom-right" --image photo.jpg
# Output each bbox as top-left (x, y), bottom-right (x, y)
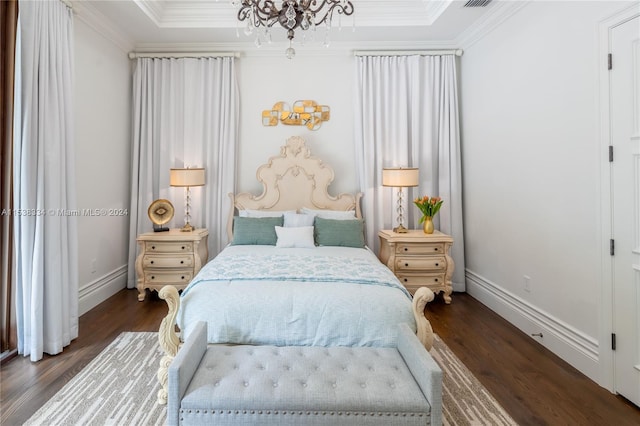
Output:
top-left (167, 321), bottom-right (442, 426)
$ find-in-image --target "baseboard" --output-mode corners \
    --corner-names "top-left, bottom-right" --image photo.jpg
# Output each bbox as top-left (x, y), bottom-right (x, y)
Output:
top-left (79, 265), bottom-right (128, 316)
top-left (465, 269), bottom-right (601, 383)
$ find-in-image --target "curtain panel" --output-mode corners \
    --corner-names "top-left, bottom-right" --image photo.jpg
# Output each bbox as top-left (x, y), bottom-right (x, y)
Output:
top-left (354, 54), bottom-right (466, 291)
top-left (13, 0), bottom-right (78, 361)
top-left (127, 57), bottom-right (239, 289)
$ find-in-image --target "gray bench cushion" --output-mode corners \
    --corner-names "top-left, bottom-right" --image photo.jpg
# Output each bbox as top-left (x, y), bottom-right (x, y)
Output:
top-left (169, 322), bottom-right (441, 426)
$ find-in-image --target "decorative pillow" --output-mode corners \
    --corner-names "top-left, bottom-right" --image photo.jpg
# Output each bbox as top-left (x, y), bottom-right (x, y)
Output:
top-left (314, 217), bottom-right (365, 248)
top-left (275, 226), bottom-right (316, 248)
top-left (301, 207), bottom-right (356, 220)
top-left (283, 212), bottom-right (316, 227)
top-left (231, 216), bottom-right (283, 245)
top-left (238, 209), bottom-right (294, 218)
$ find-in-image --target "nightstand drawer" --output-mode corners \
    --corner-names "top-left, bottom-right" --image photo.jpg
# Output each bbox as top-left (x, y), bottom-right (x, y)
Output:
top-left (145, 271), bottom-right (193, 284)
top-left (145, 241), bottom-right (194, 253)
top-left (395, 256), bottom-right (446, 271)
top-left (396, 274), bottom-right (444, 288)
top-left (143, 255), bottom-right (194, 268)
top-left (395, 243), bottom-right (445, 256)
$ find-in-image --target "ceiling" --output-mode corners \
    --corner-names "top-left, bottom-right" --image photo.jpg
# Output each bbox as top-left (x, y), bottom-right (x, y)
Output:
top-left (73, 0), bottom-right (502, 52)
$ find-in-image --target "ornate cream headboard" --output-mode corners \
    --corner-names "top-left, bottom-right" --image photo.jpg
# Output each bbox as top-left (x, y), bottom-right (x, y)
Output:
top-left (228, 136), bottom-right (363, 239)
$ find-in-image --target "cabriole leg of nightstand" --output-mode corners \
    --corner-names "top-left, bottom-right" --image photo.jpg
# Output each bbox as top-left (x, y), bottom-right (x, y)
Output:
top-left (135, 239), bottom-right (146, 301)
top-left (137, 284), bottom-right (146, 301)
top-left (443, 287), bottom-right (452, 304)
top-left (444, 247), bottom-right (455, 304)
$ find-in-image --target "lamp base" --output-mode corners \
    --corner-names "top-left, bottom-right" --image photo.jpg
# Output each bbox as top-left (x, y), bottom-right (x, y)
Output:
top-left (180, 223), bottom-right (194, 232)
top-left (393, 224), bottom-right (409, 233)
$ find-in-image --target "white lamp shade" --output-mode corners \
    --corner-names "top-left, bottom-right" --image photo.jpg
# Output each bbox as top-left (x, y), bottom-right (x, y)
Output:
top-left (382, 168), bottom-right (419, 187)
top-left (170, 168), bottom-right (205, 187)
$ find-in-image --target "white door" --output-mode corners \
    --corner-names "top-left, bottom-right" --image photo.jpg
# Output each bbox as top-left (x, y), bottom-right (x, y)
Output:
top-left (611, 14), bottom-right (640, 407)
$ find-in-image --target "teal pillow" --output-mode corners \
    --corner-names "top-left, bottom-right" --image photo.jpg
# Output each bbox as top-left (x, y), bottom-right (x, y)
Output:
top-left (314, 217), bottom-right (365, 248)
top-left (231, 216), bottom-right (283, 245)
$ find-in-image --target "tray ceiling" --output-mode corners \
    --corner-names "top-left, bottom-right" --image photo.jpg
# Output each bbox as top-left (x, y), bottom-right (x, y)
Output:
top-left (76, 0), bottom-right (499, 47)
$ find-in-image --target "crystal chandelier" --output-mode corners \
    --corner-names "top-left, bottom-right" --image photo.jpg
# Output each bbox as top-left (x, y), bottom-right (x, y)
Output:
top-left (232, 0), bottom-right (355, 58)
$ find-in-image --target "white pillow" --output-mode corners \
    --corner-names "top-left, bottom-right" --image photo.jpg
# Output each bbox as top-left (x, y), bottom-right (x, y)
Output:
top-left (283, 212), bottom-right (316, 227)
top-left (275, 226), bottom-right (315, 248)
top-left (301, 207), bottom-right (356, 220)
top-left (239, 209), bottom-right (295, 218)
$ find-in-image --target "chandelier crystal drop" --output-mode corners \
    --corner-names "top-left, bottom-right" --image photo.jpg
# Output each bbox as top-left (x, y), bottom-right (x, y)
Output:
top-left (235, 0), bottom-right (354, 58)
top-left (285, 43), bottom-right (296, 59)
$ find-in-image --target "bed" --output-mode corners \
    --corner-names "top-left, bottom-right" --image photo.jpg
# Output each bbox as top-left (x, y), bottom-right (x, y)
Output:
top-left (156, 136), bottom-right (436, 404)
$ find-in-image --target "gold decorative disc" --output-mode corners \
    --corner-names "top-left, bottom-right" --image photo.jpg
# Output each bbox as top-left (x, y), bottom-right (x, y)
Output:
top-left (148, 199), bottom-right (174, 226)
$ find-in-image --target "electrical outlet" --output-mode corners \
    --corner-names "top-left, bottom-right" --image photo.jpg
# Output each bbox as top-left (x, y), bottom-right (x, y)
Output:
top-left (523, 275), bottom-right (531, 292)
top-left (91, 259), bottom-right (97, 274)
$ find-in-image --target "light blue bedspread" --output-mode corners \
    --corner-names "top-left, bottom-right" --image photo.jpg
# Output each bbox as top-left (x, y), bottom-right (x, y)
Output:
top-left (181, 252), bottom-right (412, 299)
top-left (177, 246), bottom-right (417, 348)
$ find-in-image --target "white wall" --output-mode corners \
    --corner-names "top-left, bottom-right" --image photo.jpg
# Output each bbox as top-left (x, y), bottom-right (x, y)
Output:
top-left (459, 0), bottom-right (634, 383)
top-left (74, 19), bottom-right (132, 315)
top-left (236, 52), bottom-right (358, 196)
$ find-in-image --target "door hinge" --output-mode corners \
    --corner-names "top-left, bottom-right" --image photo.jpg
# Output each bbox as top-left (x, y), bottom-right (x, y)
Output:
top-left (608, 53), bottom-right (612, 70)
top-left (610, 239), bottom-right (615, 256)
top-left (609, 145), bottom-right (614, 162)
top-left (612, 333), bottom-right (616, 351)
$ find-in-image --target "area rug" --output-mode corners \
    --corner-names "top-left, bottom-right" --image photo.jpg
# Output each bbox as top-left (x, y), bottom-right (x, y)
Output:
top-left (25, 332), bottom-right (517, 426)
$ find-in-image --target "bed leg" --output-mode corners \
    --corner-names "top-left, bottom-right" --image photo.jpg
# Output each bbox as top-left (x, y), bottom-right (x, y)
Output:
top-left (157, 285), bottom-right (181, 405)
top-left (412, 287), bottom-right (435, 351)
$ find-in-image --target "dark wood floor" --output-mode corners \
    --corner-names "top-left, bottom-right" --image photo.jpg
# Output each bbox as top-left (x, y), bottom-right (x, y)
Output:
top-left (2, 289), bottom-right (639, 425)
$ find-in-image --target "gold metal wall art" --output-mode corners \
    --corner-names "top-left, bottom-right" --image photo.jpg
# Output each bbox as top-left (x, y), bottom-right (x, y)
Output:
top-left (262, 100), bottom-right (330, 131)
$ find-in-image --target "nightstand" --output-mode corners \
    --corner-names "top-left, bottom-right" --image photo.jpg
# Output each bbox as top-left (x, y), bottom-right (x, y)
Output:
top-left (378, 229), bottom-right (454, 303)
top-left (135, 228), bottom-right (209, 301)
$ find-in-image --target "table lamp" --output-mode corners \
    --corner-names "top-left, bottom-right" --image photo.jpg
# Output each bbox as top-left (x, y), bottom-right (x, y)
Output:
top-left (170, 167), bottom-right (205, 232)
top-left (382, 167), bottom-right (419, 233)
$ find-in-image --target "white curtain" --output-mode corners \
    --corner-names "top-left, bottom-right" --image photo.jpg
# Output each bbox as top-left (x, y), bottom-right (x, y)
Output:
top-left (13, 0), bottom-right (78, 361)
top-left (354, 54), bottom-right (466, 291)
top-left (127, 57), bottom-right (239, 288)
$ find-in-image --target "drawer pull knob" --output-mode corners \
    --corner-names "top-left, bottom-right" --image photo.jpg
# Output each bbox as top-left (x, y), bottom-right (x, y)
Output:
top-left (181, 276), bottom-right (185, 280)
top-left (151, 276), bottom-right (155, 280)
top-left (182, 246), bottom-right (186, 250)
top-left (404, 248), bottom-right (408, 251)
top-left (435, 263), bottom-right (439, 267)
top-left (434, 248), bottom-right (438, 251)
top-left (150, 261), bottom-right (154, 264)
top-left (435, 278), bottom-right (438, 282)
top-left (151, 246), bottom-right (155, 250)
top-left (180, 260), bottom-right (184, 264)
top-left (405, 263), bottom-right (409, 267)
top-left (404, 278), bottom-right (408, 282)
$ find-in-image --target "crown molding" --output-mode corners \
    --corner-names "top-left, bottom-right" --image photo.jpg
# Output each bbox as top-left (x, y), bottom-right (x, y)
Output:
top-left (133, 0), bottom-right (165, 26)
top-left (455, 0), bottom-right (530, 50)
top-left (423, 0), bottom-right (454, 26)
top-left (131, 0), bottom-right (452, 29)
top-left (135, 0), bottom-right (234, 27)
top-left (351, 1), bottom-right (454, 27)
top-left (71, 1), bottom-right (134, 53)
